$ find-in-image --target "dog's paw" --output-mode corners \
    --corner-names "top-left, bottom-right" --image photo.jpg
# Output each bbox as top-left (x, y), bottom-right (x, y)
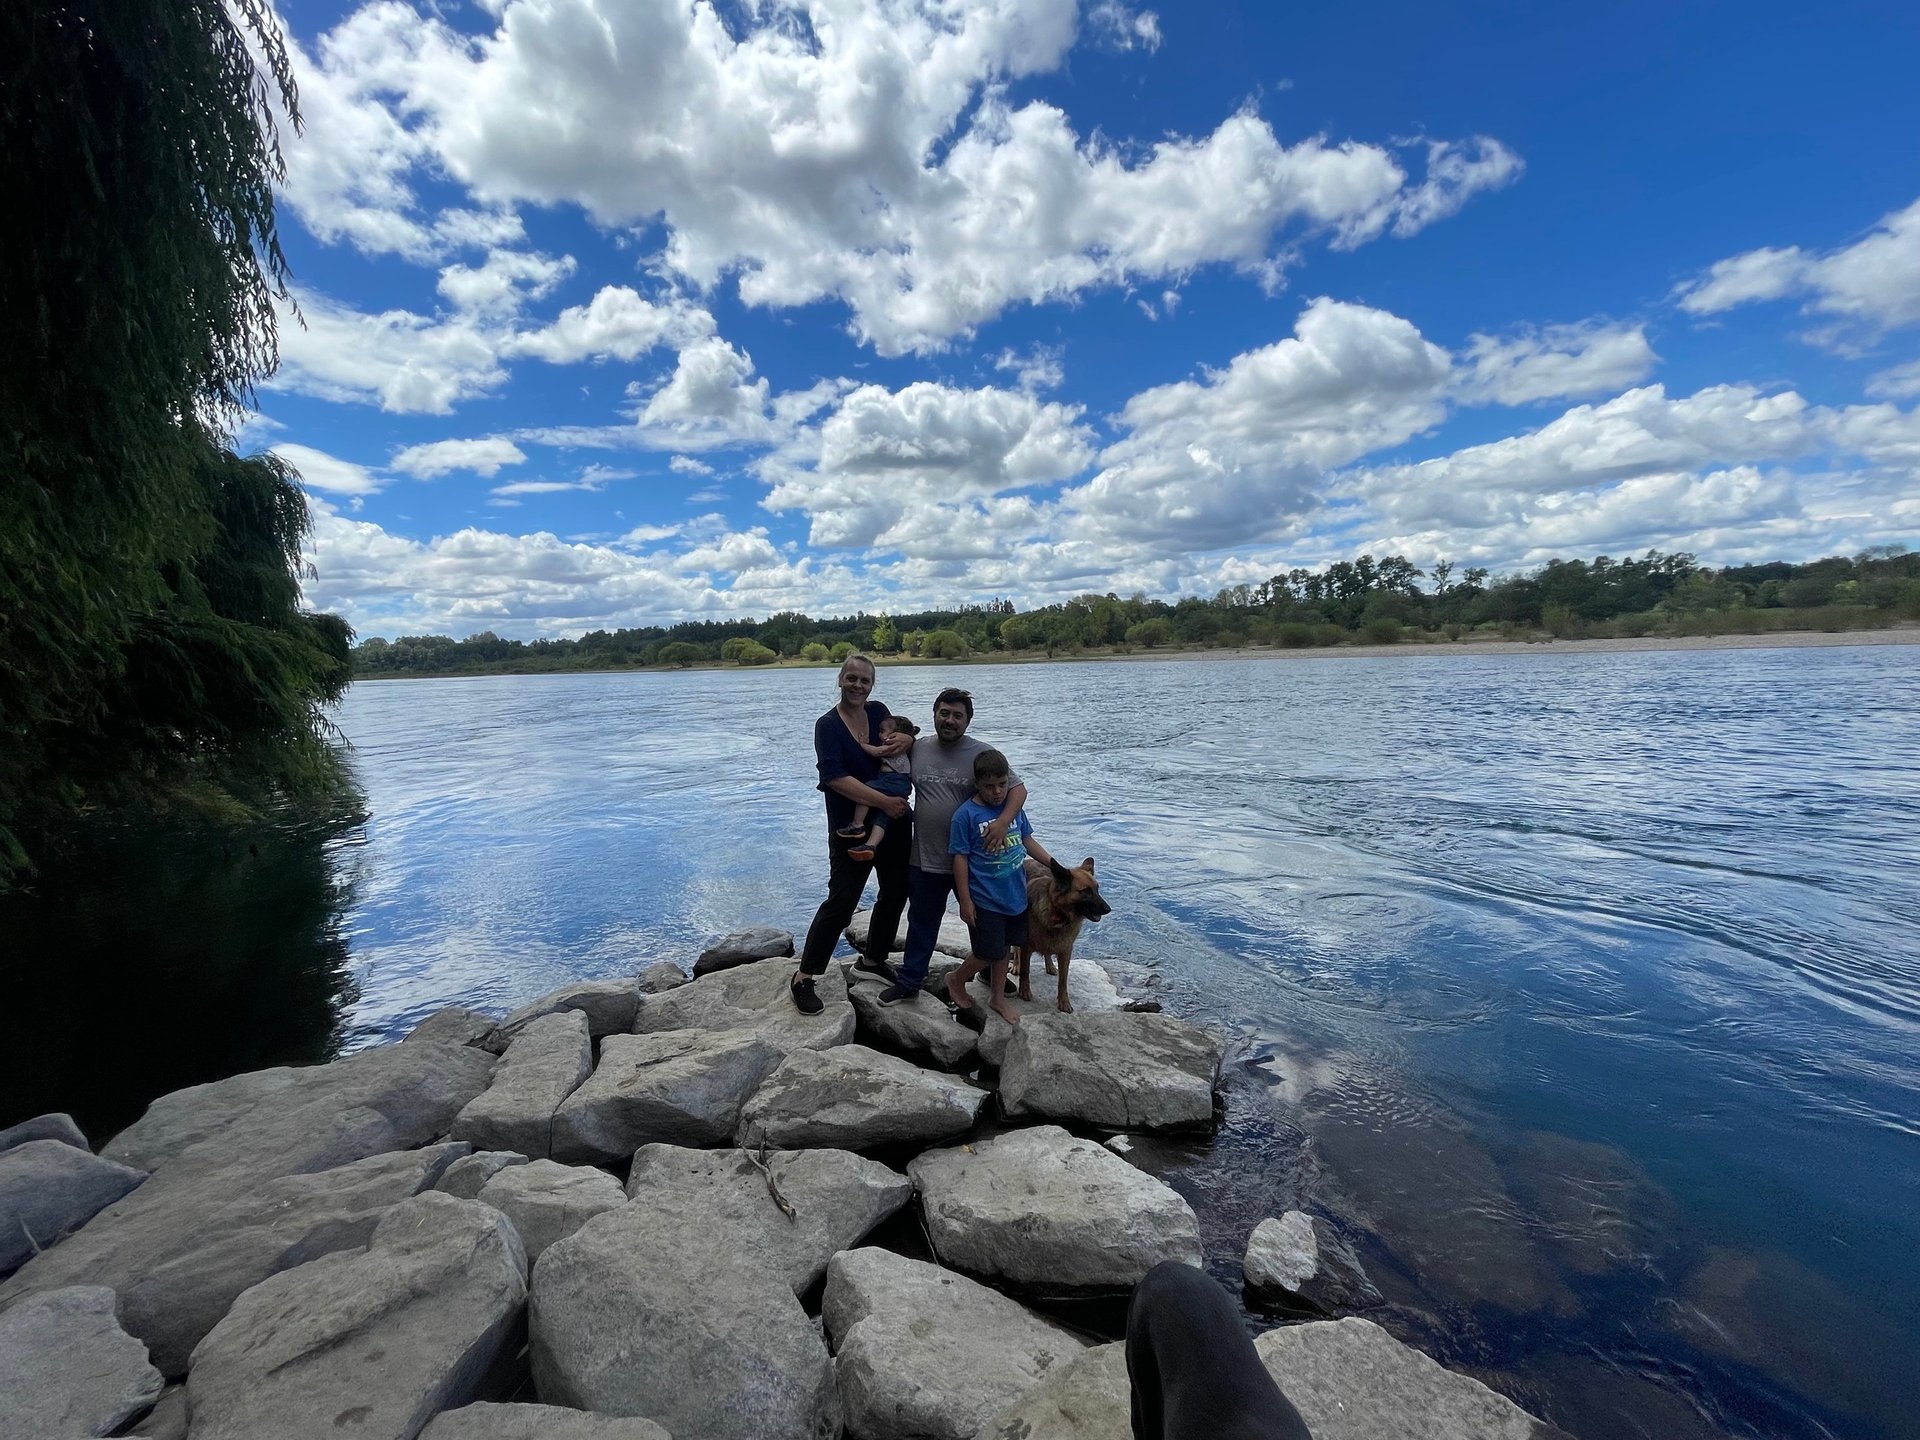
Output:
top-left (1056, 997), bottom-right (1074, 1014)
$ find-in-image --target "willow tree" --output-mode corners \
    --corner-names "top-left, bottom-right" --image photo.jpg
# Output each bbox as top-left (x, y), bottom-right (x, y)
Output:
top-left (1, 0), bottom-right (351, 881)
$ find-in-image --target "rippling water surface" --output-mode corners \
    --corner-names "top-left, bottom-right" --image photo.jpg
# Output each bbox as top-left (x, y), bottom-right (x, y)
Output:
top-left (261, 648), bottom-right (1920, 1437)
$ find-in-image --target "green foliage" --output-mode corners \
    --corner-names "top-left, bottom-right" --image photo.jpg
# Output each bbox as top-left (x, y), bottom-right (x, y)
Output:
top-left (720, 636), bottom-right (779, 664)
top-left (1276, 623), bottom-right (1315, 649)
top-left (657, 642), bottom-right (708, 666)
top-left (870, 614), bottom-right (898, 653)
top-left (2, 0), bottom-right (352, 883)
top-left (828, 641), bottom-right (856, 664)
top-left (800, 642), bottom-right (831, 662)
top-left (919, 629), bottom-right (970, 659)
top-left (1126, 618), bottom-right (1174, 648)
top-left (1362, 617), bottom-right (1402, 645)
top-left (999, 616), bottom-right (1035, 651)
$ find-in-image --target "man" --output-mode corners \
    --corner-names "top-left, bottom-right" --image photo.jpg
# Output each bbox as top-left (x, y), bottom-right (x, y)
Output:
top-left (877, 687), bottom-right (1026, 1005)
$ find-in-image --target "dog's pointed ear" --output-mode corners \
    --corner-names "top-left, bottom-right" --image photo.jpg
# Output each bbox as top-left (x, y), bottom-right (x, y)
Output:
top-left (1082, 857), bottom-right (1095, 873)
top-left (1047, 857), bottom-right (1073, 887)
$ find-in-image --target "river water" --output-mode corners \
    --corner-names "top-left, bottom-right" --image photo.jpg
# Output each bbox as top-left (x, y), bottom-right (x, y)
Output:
top-left (5, 646), bottom-right (1916, 1440)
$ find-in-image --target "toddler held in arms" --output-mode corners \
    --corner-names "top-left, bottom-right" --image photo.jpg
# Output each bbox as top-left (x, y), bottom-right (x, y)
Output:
top-left (842, 713), bottom-right (918, 862)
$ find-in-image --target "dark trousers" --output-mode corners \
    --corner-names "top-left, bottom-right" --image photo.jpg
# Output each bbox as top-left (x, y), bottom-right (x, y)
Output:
top-left (897, 863), bottom-right (955, 992)
top-left (799, 819), bottom-right (911, 974)
top-left (1126, 1262), bottom-right (1312, 1440)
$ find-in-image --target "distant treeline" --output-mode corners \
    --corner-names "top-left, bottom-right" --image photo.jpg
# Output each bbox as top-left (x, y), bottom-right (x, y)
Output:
top-left (352, 547), bottom-right (1920, 677)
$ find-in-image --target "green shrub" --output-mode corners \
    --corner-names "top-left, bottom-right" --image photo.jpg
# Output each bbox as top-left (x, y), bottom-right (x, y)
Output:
top-left (920, 629), bottom-right (970, 659)
top-left (829, 641), bottom-right (855, 663)
top-left (657, 642), bottom-right (707, 666)
top-left (1314, 624), bottom-right (1347, 647)
top-left (1363, 617), bottom-right (1401, 645)
top-left (1441, 622), bottom-right (1463, 642)
top-left (1126, 618), bottom-right (1175, 648)
top-left (1277, 623), bottom-right (1315, 648)
top-left (800, 642), bottom-right (830, 662)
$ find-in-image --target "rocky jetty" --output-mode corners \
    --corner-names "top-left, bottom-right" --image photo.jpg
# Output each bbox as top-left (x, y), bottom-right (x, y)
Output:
top-left (0, 926), bottom-right (1571, 1439)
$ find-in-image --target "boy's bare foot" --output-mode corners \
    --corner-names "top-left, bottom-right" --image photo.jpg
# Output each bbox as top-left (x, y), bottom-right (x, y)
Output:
top-left (944, 971), bottom-right (975, 1011)
top-left (990, 997), bottom-right (1021, 1026)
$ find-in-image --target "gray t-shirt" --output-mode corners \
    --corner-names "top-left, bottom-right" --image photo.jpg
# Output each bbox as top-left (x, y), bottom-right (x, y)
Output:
top-left (909, 736), bottom-right (1023, 873)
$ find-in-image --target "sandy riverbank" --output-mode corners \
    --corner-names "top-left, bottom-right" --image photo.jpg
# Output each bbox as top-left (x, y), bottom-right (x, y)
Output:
top-left (1088, 624), bottom-right (1920, 664)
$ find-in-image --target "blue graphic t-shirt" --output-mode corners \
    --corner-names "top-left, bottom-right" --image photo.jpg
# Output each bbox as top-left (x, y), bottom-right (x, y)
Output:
top-left (948, 797), bottom-right (1033, 916)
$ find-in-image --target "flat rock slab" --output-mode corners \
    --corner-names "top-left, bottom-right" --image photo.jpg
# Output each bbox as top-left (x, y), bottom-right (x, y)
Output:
top-left (452, 1010), bottom-right (592, 1158)
top-left (121, 1144), bottom-right (470, 1377)
top-left (435, 1151), bottom-right (531, 1200)
top-left (0, 1111), bottom-right (91, 1157)
top-left (1, 1044), bottom-right (496, 1373)
top-left (633, 955), bottom-right (854, 1055)
top-left (0, 1285), bottom-right (163, 1438)
top-left (186, 1192), bottom-right (529, 1440)
top-left (694, 925), bottom-right (795, 977)
top-left (910, 1126), bottom-right (1201, 1293)
top-left (636, 961), bottom-right (689, 994)
top-left (552, 1030), bottom-right (783, 1162)
top-left (999, 1011), bottom-right (1222, 1132)
top-left (0, 1139), bottom-right (147, 1273)
top-left (844, 970), bottom-right (980, 1069)
top-left (1244, 1211), bottom-right (1380, 1314)
top-left (975, 1322), bottom-right (1571, 1440)
top-left (738, 1044), bottom-right (986, 1151)
top-left (421, 1402), bottom-right (671, 1439)
top-left (405, 1007), bottom-right (508, 1053)
top-left (475, 1159), bottom-right (626, 1263)
top-left (532, 1200), bottom-right (839, 1440)
top-left (1254, 1318), bottom-right (1573, 1439)
top-left (975, 959), bottom-right (1126, 1068)
top-left (503, 980), bottom-right (641, 1039)
top-left (824, 1248), bottom-right (1085, 1440)
top-left (625, 1143), bottom-right (912, 1294)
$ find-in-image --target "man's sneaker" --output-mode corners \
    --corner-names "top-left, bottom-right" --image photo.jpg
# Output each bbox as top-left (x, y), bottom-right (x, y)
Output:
top-left (853, 954), bottom-right (899, 984)
top-left (789, 974), bottom-right (823, 1016)
top-left (876, 983), bottom-right (918, 1006)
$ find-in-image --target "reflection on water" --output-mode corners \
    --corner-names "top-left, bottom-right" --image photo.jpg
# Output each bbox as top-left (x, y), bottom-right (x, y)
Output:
top-left (0, 816), bottom-right (360, 1144)
top-left (6, 647), bottom-right (1917, 1440)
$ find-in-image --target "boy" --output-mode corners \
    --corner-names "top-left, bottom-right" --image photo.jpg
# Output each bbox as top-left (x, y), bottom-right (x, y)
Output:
top-left (842, 713), bottom-right (917, 863)
top-left (943, 748), bottom-right (1065, 1027)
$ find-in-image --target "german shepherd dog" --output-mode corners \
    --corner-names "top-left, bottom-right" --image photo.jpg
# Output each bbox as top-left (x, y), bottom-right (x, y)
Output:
top-left (1015, 855), bottom-right (1111, 1013)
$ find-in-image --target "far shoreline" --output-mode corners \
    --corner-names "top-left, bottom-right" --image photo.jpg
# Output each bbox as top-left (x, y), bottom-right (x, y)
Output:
top-left (352, 623), bottom-right (1920, 682)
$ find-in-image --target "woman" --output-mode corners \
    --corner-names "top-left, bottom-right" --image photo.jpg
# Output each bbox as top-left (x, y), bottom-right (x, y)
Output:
top-left (791, 654), bottom-right (913, 1014)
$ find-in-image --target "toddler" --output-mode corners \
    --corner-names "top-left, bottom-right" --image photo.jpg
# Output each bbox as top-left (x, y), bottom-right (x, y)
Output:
top-left (842, 713), bottom-right (917, 862)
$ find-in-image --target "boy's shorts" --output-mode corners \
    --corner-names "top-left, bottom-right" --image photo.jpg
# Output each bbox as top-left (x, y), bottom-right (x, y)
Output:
top-left (967, 906), bottom-right (1029, 963)
top-left (870, 770), bottom-right (913, 801)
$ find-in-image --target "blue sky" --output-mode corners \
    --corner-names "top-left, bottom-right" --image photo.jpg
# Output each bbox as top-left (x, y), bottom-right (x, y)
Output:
top-left (256, 0), bottom-right (1920, 639)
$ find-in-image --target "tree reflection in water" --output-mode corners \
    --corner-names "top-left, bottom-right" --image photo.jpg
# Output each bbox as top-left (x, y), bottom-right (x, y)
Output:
top-left (0, 813), bottom-right (362, 1144)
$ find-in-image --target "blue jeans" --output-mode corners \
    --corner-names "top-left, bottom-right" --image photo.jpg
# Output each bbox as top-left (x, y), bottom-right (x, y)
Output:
top-left (897, 864), bottom-right (955, 992)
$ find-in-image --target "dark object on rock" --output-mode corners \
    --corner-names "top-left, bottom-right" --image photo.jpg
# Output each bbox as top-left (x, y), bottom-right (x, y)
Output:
top-left (695, 926), bottom-right (796, 977)
top-left (1123, 998), bottom-right (1164, 1013)
top-left (1127, 1260), bottom-right (1311, 1440)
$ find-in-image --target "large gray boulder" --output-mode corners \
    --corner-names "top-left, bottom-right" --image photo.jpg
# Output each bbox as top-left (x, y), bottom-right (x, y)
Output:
top-left (999, 1011), bottom-right (1222, 1132)
top-left (128, 1382), bottom-right (187, 1439)
top-left (421, 1403), bottom-right (671, 1439)
top-left (633, 954), bottom-right (854, 1054)
top-left (503, 979), bottom-right (641, 1039)
top-left (0, 1285), bottom-right (163, 1438)
top-left (104, 1144), bottom-right (470, 1377)
top-left (100, 1066), bottom-right (303, 1172)
top-left (0, 1140), bottom-right (147, 1273)
top-left (737, 1044), bottom-right (986, 1151)
top-left (824, 1248), bottom-right (1085, 1440)
top-left (636, 961), bottom-right (689, 994)
top-left (693, 925), bottom-right (795, 977)
top-left (974, 1322), bottom-right (1572, 1440)
top-left (405, 1007), bottom-right (508, 1053)
top-left (0, 1044), bottom-right (493, 1376)
top-left (186, 1192), bottom-right (528, 1440)
top-left (531, 1200), bottom-right (840, 1440)
top-left (844, 969), bottom-right (979, 1069)
top-left (1253, 1318), bottom-right (1573, 1438)
top-left (474, 1160), bottom-right (626, 1263)
top-left (1244, 1211), bottom-right (1380, 1314)
top-left (551, 1031), bottom-right (783, 1162)
top-left (975, 958), bottom-right (1126, 1067)
top-left (910, 1126), bottom-right (1201, 1292)
top-left (435, 1151), bottom-right (530, 1201)
top-left (623, 1143), bottom-right (912, 1294)
top-left (452, 1010), bottom-right (592, 1158)
top-left (0, 1111), bottom-right (90, 1157)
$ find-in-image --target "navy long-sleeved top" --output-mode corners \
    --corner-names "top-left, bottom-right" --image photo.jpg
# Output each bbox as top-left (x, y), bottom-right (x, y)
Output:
top-left (814, 700), bottom-right (891, 834)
